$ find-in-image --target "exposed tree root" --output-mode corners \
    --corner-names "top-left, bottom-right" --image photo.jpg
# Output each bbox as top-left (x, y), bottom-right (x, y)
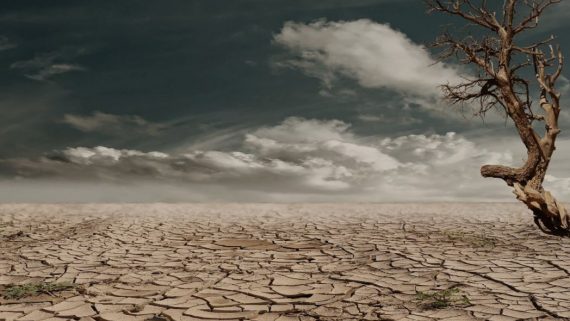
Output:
top-left (512, 183), bottom-right (570, 236)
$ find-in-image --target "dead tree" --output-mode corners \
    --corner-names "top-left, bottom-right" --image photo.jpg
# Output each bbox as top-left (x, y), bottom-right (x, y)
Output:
top-left (426, 0), bottom-right (567, 235)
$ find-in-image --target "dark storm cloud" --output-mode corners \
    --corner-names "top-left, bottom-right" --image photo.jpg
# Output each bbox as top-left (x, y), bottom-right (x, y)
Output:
top-left (0, 1), bottom-right (568, 201)
top-left (0, 0), bottom-right (453, 156)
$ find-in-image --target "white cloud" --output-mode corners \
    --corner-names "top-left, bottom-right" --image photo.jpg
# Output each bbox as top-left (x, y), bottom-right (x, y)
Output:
top-left (381, 132), bottom-right (510, 166)
top-left (26, 63), bottom-right (85, 81)
top-left (357, 113), bottom-right (422, 125)
top-left (274, 19), bottom-right (462, 97)
top-left (545, 175), bottom-right (570, 196)
top-left (10, 47), bottom-right (87, 81)
top-left (0, 117), bottom-right (535, 202)
top-left (244, 118), bottom-right (400, 172)
top-left (60, 146), bottom-right (168, 165)
top-left (248, 117), bottom-right (353, 144)
top-left (62, 111), bottom-right (165, 136)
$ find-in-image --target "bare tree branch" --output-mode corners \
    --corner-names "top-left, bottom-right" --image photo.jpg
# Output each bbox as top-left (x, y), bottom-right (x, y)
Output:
top-left (513, 0), bottom-right (562, 34)
top-left (427, 0), bottom-right (568, 235)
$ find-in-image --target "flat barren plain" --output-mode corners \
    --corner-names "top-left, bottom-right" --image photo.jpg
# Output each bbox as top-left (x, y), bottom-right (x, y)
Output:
top-left (1, 203), bottom-right (570, 321)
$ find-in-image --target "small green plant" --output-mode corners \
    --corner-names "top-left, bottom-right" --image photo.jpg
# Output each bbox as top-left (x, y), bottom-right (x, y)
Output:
top-left (416, 287), bottom-right (470, 310)
top-left (442, 230), bottom-right (496, 248)
top-left (3, 282), bottom-right (75, 300)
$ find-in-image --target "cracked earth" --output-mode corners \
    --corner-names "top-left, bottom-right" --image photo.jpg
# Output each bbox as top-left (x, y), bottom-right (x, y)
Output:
top-left (1, 203), bottom-right (570, 321)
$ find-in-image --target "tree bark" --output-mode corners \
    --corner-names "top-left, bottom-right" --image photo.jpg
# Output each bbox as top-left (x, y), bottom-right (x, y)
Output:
top-left (427, 0), bottom-right (567, 235)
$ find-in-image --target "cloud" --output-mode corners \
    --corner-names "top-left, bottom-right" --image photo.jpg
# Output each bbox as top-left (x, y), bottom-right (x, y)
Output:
top-left (10, 47), bottom-right (87, 81)
top-left (25, 64), bottom-right (85, 81)
top-left (545, 175), bottom-right (570, 196)
top-left (0, 36), bottom-right (17, 51)
top-left (272, 19), bottom-right (518, 124)
top-left (0, 117), bottom-right (529, 202)
top-left (273, 19), bottom-right (463, 97)
top-left (357, 113), bottom-right (422, 125)
top-left (62, 111), bottom-right (166, 136)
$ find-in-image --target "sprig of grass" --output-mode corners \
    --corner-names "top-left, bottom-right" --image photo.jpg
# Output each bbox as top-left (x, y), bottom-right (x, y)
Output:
top-left (3, 282), bottom-right (75, 300)
top-left (416, 287), bottom-right (470, 309)
top-left (442, 230), bottom-right (496, 248)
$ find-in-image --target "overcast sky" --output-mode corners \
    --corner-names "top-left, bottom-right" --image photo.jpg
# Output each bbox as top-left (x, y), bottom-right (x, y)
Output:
top-left (0, 0), bottom-right (569, 202)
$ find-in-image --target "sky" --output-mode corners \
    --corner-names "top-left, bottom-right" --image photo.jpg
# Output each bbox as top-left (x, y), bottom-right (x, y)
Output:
top-left (0, 0), bottom-right (569, 202)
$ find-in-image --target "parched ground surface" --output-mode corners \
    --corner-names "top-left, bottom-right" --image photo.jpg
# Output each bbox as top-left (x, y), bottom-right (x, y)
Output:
top-left (1, 203), bottom-right (570, 321)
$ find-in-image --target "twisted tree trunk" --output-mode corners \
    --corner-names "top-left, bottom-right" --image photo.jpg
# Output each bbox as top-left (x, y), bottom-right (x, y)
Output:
top-left (481, 95), bottom-right (568, 235)
top-left (427, 0), bottom-right (567, 235)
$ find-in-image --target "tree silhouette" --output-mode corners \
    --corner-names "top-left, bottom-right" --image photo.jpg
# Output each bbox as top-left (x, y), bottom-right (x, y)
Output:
top-left (427, 0), bottom-right (567, 235)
